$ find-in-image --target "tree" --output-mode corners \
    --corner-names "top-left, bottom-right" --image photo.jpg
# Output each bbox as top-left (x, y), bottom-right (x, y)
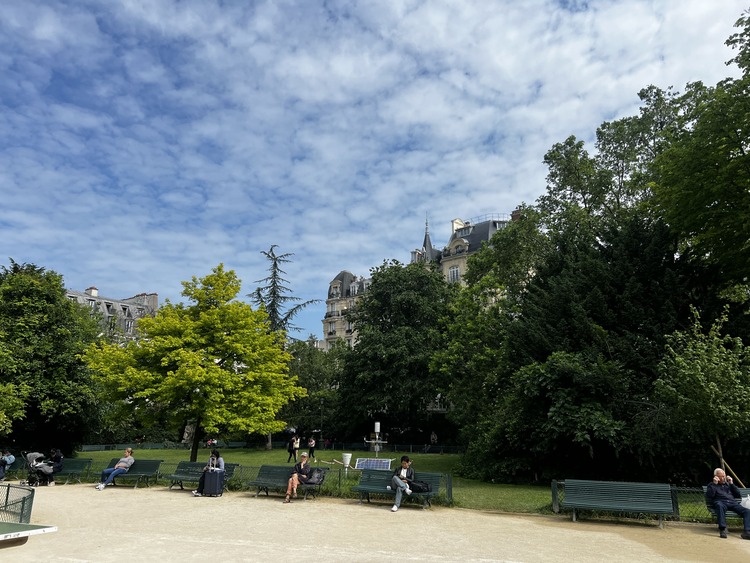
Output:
top-left (653, 14), bottom-right (750, 284)
top-left (281, 337), bottom-right (346, 440)
top-left (250, 245), bottom-right (319, 334)
top-left (338, 260), bottom-right (453, 439)
top-left (655, 308), bottom-right (750, 468)
top-left (0, 260), bottom-right (101, 452)
top-left (84, 264), bottom-right (305, 461)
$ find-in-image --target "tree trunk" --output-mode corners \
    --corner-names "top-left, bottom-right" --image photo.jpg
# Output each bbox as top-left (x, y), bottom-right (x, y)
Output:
top-left (190, 416), bottom-right (202, 462)
top-left (266, 432), bottom-right (272, 450)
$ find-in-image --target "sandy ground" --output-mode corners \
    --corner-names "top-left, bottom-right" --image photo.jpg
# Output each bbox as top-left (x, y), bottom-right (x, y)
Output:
top-left (5, 483), bottom-right (750, 562)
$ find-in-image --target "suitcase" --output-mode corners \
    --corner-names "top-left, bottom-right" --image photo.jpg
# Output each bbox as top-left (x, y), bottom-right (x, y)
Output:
top-left (202, 468), bottom-right (225, 496)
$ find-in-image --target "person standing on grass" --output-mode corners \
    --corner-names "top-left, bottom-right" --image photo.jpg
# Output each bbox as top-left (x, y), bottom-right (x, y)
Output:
top-left (308, 436), bottom-right (316, 461)
top-left (96, 448), bottom-right (134, 490)
top-left (706, 467), bottom-right (750, 540)
top-left (286, 435), bottom-right (296, 463)
top-left (284, 452), bottom-right (311, 503)
top-left (389, 455), bottom-right (414, 512)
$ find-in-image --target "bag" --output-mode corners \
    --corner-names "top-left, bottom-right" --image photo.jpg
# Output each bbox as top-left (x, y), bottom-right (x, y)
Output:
top-left (409, 480), bottom-right (432, 493)
top-left (741, 495), bottom-right (750, 509)
top-left (305, 469), bottom-right (324, 485)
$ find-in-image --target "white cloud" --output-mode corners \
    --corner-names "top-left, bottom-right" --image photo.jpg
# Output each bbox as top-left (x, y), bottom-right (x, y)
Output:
top-left (0, 0), bottom-right (747, 337)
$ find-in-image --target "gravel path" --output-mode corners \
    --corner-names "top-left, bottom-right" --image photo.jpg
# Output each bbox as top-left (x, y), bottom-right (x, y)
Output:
top-left (7, 484), bottom-right (750, 562)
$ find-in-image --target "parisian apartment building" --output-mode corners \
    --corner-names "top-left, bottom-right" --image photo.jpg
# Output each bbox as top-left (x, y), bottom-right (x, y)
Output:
top-left (321, 211), bottom-right (516, 349)
top-left (66, 286), bottom-right (158, 340)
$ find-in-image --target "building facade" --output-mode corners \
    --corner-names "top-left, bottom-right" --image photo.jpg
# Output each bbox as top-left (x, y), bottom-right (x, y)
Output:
top-left (321, 270), bottom-right (370, 350)
top-left (411, 213), bottom-right (515, 284)
top-left (66, 286), bottom-right (158, 340)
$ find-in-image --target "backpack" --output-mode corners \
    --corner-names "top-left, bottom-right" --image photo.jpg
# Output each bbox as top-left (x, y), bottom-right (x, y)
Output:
top-left (305, 468), bottom-right (324, 485)
top-left (409, 480), bottom-right (432, 493)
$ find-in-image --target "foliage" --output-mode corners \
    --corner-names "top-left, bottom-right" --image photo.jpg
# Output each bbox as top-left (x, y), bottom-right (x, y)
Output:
top-left (280, 337), bottom-right (346, 439)
top-left (84, 264), bottom-right (305, 461)
top-left (250, 245), bottom-right (320, 334)
top-left (0, 260), bottom-right (101, 452)
top-left (654, 308), bottom-right (750, 456)
top-left (339, 260), bottom-right (453, 438)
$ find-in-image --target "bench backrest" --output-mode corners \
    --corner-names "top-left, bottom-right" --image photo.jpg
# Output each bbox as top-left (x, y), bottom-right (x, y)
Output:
top-left (58, 458), bottom-right (92, 472)
top-left (357, 468), bottom-right (441, 492)
top-left (564, 479), bottom-right (673, 513)
top-left (107, 458), bottom-right (163, 475)
top-left (257, 465), bottom-right (293, 480)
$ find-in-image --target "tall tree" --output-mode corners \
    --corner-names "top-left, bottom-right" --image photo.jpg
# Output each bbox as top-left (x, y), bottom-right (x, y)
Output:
top-left (85, 264), bottom-right (305, 461)
top-left (250, 245), bottom-right (319, 334)
top-left (653, 13), bottom-right (750, 285)
top-left (339, 260), bottom-right (453, 439)
top-left (0, 260), bottom-right (101, 452)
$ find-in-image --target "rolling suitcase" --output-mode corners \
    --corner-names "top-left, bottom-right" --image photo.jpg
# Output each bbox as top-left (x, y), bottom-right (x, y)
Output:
top-left (202, 467), bottom-right (225, 496)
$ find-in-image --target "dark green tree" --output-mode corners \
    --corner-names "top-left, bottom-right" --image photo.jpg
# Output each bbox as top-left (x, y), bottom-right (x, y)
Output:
top-left (0, 260), bottom-right (101, 452)
top-left (339, 260), bottom-right (453, 439)
top-left (250, 245), bottom-right (319, 334)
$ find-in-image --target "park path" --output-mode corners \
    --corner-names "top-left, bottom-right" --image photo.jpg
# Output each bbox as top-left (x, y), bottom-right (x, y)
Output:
top-left (7, 484), bottom-right (750, 562)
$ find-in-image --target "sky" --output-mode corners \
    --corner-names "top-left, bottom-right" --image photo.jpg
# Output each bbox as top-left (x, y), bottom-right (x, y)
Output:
top-left (1, 0), bottom-right (747, 339)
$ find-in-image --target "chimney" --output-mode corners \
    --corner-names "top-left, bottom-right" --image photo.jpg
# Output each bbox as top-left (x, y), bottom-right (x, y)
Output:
top-left (85, 286), bottom-right (99, 297)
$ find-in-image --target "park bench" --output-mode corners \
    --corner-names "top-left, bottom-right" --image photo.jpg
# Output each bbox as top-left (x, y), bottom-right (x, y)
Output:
top-left (561, 479), bottom-right (674, 527)
top-left (702, 485), bottom-right (750, 522)
top-left (163, 461), bottom-right (239, 492)
top-left (105, 458), bottom-right (163, 489)
top-left (54, 458), bottom-right (92, 484)
top-left (0, 522), bottom-right (57, 548)
top-left (351, 468), bottom-right (441, 509)
top-left (247, 465), bottom-right (329, 500)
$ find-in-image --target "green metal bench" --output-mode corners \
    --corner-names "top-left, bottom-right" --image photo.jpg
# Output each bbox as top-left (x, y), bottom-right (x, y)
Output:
top-left (164, 461), bottom-right (239, 492)
top-left (0, 522), bottom-right (57, 548)
top-left (105, 458), bottom-right (163, 489)
top-left (247, 465), bottom-right (328, 500)
top-left (55, 458), bottom-right (92, 484)
top-left (562, 479), bottom-right (674, 527)
top-left (351, 469), bottom-right (442, 509)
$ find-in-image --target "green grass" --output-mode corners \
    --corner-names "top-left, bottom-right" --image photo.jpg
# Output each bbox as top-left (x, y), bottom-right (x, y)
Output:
top-left (75, 448), bottom-right (552, 512)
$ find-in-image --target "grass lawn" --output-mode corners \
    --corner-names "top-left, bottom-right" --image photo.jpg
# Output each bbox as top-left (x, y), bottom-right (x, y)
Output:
top-left (75, 448), bottom-right (552, 512)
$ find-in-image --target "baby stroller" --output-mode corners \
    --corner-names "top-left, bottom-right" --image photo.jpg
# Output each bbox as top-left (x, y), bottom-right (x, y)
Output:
top-left (19, 451), bottom-right (55, 486)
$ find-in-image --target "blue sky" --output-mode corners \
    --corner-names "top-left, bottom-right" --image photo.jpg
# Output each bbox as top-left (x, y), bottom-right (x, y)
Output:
top-left (1, 0), bottom-right (747, 338)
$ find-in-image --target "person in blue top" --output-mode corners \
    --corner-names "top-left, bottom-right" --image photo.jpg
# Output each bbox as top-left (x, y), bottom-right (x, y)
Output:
top-left (0, 450), bottom-right (15, 481)
top-left (706, 467), bottom-right (750, 539)
top-left (193, 449), bottom-right (224, 497)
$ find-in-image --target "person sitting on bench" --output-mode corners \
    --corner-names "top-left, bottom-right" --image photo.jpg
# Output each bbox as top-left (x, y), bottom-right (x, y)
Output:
top-left (284, 452), bottom-right (311, 503)
top-left (389, 455), bottom-right (414, 512)
top-left (706, 467), bottom-right (750, 540)
top-left (96, 448), bottom-right (134, 491)
top-left (192, 449), bottom-right (224, 497)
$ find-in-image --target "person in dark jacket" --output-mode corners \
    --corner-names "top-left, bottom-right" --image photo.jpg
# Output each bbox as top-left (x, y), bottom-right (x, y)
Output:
top-left (47, 448), bottom-right (64, 486)
top-left (706, 468), bottom-right (750, 539)
top-left (389, 455), bottom-right (414, 512)
top-left (284, 452), bottom-right (311, 503)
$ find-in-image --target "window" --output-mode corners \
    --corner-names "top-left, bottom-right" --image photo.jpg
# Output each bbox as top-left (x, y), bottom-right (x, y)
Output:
top-left (448, 266), bottom-right (461, 283)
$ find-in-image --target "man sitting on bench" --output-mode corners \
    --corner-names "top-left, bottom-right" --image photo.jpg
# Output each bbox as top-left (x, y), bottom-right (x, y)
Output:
top-left (706, 468), bottom-right (750, 540)
top-left (389, 455), bottom-right (414, 512)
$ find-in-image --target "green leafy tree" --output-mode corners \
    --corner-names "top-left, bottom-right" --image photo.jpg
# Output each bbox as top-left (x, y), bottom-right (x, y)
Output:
top-left (655, 308), bottom-right (750, 467)
top-left (0, 260), bottom-right (101, 451)
top-left (653, 14), bottom-right (750, 284)
top-left (84, 264), bottom-right (305, 461)
top-left (339, 260), bottom-right (453, 439)
top-left (250, 245), bottom-right (319, 334)
top-left (281, 337), bottom-right (346, 440)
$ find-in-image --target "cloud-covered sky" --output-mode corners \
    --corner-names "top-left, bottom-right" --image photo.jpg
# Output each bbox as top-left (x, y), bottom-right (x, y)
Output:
top-left (2, 0), bottom-right (747, 338)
